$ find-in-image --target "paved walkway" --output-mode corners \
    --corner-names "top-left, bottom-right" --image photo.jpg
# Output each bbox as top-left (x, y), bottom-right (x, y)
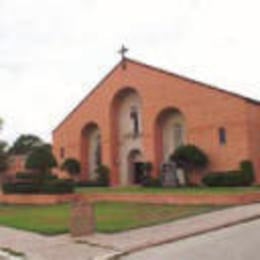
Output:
top-left (1, 204), bottom-right (260, 259)
top-left (77, 203), bottom-right (260, 254)
top-left (0, 227), bottom-right (117, 260)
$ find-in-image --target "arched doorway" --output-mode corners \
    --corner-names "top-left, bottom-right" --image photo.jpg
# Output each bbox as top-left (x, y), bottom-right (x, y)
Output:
top-left (127, 149), bottom-right (144, 185)
top-left (155, 108), bottom-right (186, 165)
top-left (81, 123), bottom-right (102, 180)
top-left (110, 87), bottom-right (143, 186)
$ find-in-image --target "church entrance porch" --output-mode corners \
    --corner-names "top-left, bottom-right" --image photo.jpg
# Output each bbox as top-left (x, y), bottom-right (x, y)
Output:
top-left (133, 162), bottom-right (144, 184)
top-left (127, 149), bottom-right (144, 185)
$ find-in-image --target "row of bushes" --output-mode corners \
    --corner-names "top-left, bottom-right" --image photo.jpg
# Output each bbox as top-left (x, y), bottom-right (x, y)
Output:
top-left (3, 178), bottom-right (74, 194)
top-left (2, 163), bottom-right (110, 194)
top-left (202, 161), bottom-right (255, 187)
top-left (140, 161), bottom-right (255, 188)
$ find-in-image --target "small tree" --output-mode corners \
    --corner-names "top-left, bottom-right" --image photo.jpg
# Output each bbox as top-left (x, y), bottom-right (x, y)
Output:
top-left (95, 164), bottom-right (110, 186)
top-left (25, 146), bottom-right (57, 188)
top-left (9, 134), bottom-right (43, 155)
top-left (61, 158), bottom-right (81, 176)
top-left (0, 120), bottom-right (9, 176)
top-left (171, 144), bottom-right (208, 184)
top-left (0, 141), bottom-right (9, 173)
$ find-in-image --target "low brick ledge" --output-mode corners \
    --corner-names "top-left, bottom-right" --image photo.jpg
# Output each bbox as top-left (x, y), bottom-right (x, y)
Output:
top-left (0, 194), bottom-right (75, 205)
top-left (1, 192), bottom-right (260, 205)
top-left (82, 192), bottom-right (260, 205)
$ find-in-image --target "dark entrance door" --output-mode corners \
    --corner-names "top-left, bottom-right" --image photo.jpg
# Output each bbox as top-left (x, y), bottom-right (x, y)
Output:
top-left (133, 162), bottom-right (144, 184)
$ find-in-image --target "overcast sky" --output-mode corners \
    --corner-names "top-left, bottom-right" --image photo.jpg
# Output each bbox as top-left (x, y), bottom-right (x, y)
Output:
top-left (0, 0), bottom-right (260, 145)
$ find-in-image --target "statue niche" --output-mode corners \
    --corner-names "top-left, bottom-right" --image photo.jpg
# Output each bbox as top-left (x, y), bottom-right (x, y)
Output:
top-left (130, 106), bottom-right (139, 137)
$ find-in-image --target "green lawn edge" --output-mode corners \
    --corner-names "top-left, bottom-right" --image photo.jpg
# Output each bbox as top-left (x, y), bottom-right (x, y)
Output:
top-left (0, 202), bottom-right (227, 235)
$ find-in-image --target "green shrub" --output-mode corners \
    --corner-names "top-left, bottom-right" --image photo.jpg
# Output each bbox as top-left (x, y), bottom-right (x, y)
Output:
top-left (15, 171), bottom-right (57, 183)
top-left (202, 171), bottom-right (242, 187)
top-left (95, 165), bottom-right (110, 186)
top-left (16, 171), bottom-right (39, 181)
top-left (2, 182), bottom-right (39, 194)
top-left (3, 179), bottom-right (74, 194)
top-left (44, 173), bottom-right (58, 181)
top-left (76, 180), bottom-right (102, 187)
top-left (171, 145), bottom-right (209, 169)
top-left (240, 160), bottom-right (255, 185)
top-left (171, 145), bottom-right (208, 185)
top-left (202, 160), bottom-right (255, 187)
top-left (41, 179), bottom-right (74, 194)
top-left (25, 146), bottom-right (57, 173)
top-left (61, 158), bottom-right (81, 176)
top-left (3, 170), bottom-right (71, 194)
top-left (142, 177), bottom-right (162, 187)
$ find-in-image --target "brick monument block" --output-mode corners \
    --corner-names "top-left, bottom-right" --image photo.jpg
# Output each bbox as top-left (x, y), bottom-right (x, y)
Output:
top-left (70, 197), bottom-right (95, 237)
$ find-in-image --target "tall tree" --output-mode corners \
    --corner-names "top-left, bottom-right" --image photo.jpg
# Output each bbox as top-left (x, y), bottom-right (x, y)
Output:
top-left (9, 134), bottom-right (43, 155)
top-left (25, 146), bottom-right (57, 173)
top-left (0, 119), bottom-right (9, 173)
top-left (0, 141), bottom-right (8, 172)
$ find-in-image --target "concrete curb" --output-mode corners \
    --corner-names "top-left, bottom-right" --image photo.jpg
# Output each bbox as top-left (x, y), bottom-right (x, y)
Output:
top-left (98, 215), bottom-right (260, 260)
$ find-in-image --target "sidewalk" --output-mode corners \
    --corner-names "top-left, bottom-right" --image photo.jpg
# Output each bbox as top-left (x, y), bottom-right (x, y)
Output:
top-left (78, 203), bottom-right (260, 258)
top-left (0, 204), bottom-right (260, 260)
top-left (0, 227), bottom-right (117, 260)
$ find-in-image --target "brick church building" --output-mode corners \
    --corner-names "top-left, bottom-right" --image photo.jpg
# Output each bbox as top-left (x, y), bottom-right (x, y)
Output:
top-left (53, 58), bottom-right (260, 186)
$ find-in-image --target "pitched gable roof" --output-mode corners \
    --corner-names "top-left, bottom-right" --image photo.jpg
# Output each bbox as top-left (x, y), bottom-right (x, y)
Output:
top-left (53, 58), bottom-right (260, 133)
top-left (128, 58), bottom-right (260, 105)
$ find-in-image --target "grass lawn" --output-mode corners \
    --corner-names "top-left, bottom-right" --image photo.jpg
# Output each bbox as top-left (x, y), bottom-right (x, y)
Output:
top-left (0, 202), bottom-right (223, 235)
top-left (76, 186), bottom-right (260, 195)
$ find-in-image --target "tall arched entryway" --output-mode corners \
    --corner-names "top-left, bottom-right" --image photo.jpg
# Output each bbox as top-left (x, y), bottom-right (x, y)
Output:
top-left (110, 87), bottom-right (143, 186)
top-left (127, 149), bottom-right (144, 185)
top-left (155, 108), bottom-right (186, 168)
top-left (81, 123), bottom-right (102, 180)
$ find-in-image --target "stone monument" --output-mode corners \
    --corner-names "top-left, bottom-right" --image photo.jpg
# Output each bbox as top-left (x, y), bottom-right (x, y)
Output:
top-left (160, 161), bottom-right (178, 187)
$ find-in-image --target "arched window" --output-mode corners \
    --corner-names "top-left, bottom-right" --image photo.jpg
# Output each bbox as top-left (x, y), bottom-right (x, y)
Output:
top-left (174, 123), bottom-right (184, 148)
top-left (219, 127), bottom-right (227, 145)
top-left (95, 134), bottom-right (102, 166)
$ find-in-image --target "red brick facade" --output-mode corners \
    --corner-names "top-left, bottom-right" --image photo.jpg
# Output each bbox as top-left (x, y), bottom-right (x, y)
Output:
top-left (53, 58), bottom-right (260, 185)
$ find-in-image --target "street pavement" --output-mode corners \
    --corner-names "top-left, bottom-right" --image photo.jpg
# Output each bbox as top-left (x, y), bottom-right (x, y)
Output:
top-left (123, 218), bottom-right (260, 260)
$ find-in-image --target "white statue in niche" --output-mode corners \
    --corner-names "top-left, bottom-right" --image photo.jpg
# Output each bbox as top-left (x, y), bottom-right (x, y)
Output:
top-left (130, 106), bottom-right (139, 137)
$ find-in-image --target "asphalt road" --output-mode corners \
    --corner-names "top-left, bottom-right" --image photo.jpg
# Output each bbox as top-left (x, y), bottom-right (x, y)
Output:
top-left (123, 219), bottom-right (260, 260)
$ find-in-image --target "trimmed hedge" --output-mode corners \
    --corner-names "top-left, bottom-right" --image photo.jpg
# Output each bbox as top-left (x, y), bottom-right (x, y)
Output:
top-left (3, 179), bottom-right (74, 194)
top-left (41, 179), bottom-right (74, 194)
top-left (202, 160), bottom-right (255, 187)
top-left (2, 170), bottom-right (74, 194)
top-left (15, 172), bottom-right (38, 181)
top-left (141, 177), bottom-right (162, 187)
top-left (76, 180), bottom-right (103, 187)
top-left (15, 172), bottom-right (58, 182)
top-left (3, 182), bottom-right (39, 194)
top-left (202, 171), bottom-right (243, 187)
